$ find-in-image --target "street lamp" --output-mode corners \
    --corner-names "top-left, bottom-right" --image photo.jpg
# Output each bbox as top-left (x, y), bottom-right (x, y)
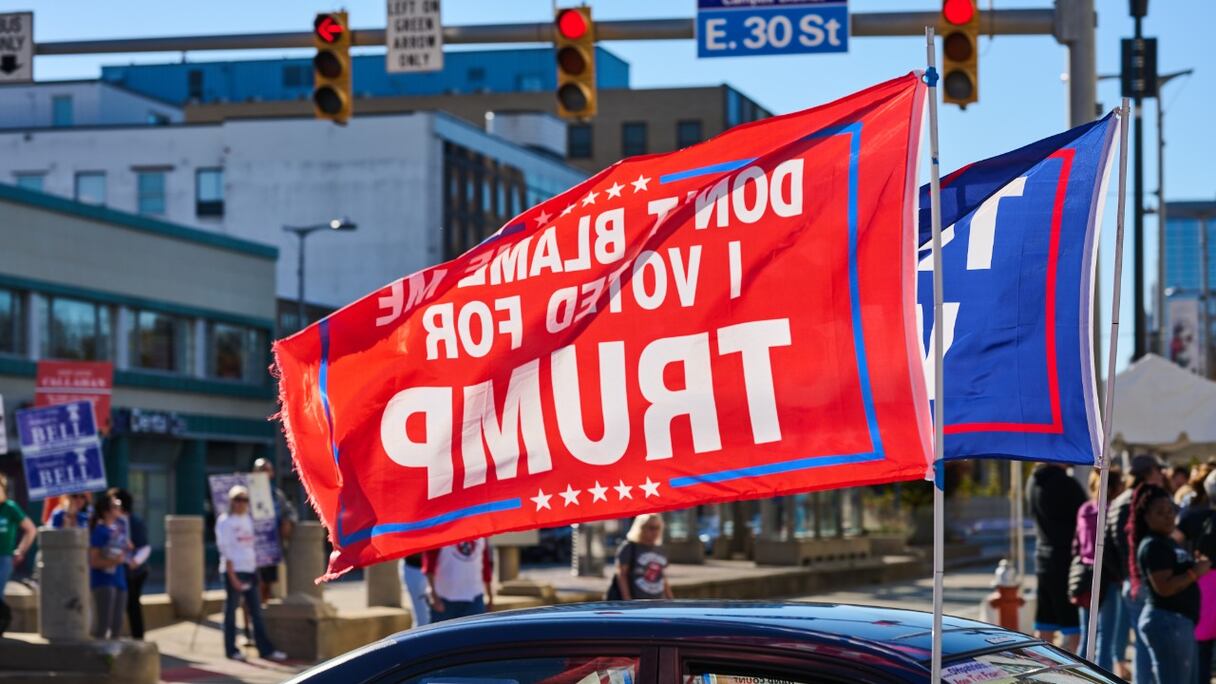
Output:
top-left (283, 218), bottom-right (357, 331)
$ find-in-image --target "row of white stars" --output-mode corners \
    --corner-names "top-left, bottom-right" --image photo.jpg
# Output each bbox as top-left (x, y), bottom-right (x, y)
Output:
top-left (529, 477), bottom-right (661, 510)
top-left (534, 174), bottom-right (653, 227)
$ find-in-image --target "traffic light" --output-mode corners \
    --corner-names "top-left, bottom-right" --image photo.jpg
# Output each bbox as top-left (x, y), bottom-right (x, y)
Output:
top-left (554, 7), bottom-right (596, 120)
top-left (940, 0), bottom-right (979, 108)
top-left (313, 11), bottom-right (352, 124)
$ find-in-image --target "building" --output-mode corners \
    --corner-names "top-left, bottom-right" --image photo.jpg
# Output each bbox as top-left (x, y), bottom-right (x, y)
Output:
top-left (0, 182), bottom-right (278, 571)
top-left (187, 83), bottom-right (773, 176)
top-left (0, 80), bottom-right (182, 132)
top-left (0, 110), bottom-right (586, 321)
top-left (1161, 200), bottom-right (1216, 376)
top-left (100, 47), bottom-right (630, 104)
top-left (99, 49), bottom-right (772, 174)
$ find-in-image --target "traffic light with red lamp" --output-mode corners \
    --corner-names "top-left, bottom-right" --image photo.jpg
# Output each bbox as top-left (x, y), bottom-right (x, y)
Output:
top-left (313, 11), bottom-right (352, 124)
top-left (940, 0), bottom-right (979, 108)
top-left (554, 7), bottom-right (597, 120)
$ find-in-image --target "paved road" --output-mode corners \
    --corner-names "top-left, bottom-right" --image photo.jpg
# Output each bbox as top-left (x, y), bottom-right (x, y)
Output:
top-left (790, 567), bottom-right (1007, 620)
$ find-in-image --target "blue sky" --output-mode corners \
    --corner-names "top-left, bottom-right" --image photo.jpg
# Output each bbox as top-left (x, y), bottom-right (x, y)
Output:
top-left (5, 0), bottom-right (1212, 371)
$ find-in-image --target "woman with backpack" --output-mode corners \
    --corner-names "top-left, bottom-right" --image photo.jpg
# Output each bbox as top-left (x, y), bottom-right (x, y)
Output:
top-left (1070, 467), bottom-right (1125, 674)
top-left (608, 514), bottom-right (673, 601)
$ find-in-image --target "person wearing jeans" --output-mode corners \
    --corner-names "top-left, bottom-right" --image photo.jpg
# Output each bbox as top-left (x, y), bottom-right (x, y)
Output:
top-left (1074, 468), bottom-right (1124, 671)
top-left (0, 473), bottom-right (36, 636)
top-left (424, 539), bottom-right (493, 622)
top-left (400, 554), bottom-right (431, 627)
top-left (216, 485), bottom-right (286, 662)
top-left (1130, 484), bottom-right (1209, 683)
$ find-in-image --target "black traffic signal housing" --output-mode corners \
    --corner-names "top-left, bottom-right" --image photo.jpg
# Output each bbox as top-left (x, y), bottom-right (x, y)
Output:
top-left (313, 11), bottom-right (352, 124)
top-left (554, 7), bottom-right (597, 120)
top-left (940, 0), bottom-right (979, 108)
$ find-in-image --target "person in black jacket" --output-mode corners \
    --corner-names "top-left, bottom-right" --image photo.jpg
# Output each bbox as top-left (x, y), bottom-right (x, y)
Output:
top-left (110, 488), bottom-right (150, 640)
top-left (1028, 462), bottom-right (1087, 652)
top-left (1105, 454), bottom-right (1165, 683)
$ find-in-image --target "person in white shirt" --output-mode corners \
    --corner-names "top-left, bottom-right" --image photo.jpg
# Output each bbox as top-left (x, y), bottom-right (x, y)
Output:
top-left (423, 538), bottom-right (494, 622)
top-left (216, 485), bottom-right (286, 662)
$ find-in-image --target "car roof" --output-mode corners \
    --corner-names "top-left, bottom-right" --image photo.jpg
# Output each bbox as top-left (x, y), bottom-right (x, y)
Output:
top-left (296, 601), bottom-right (1043, 681)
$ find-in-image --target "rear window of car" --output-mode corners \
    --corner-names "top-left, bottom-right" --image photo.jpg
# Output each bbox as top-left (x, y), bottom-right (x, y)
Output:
top-left (942, 645), bottom-right (1120, 683)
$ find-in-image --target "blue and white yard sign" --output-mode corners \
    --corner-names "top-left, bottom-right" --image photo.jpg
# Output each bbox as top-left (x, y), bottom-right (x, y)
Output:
top-left (208, 472), bottom-right (284, 567)
top-left (696, 0), bottom-right (848, 58)
top-left (16, 400), bottom-right (107, 499)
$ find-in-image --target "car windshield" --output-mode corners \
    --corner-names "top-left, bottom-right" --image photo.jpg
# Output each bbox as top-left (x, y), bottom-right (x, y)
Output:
top-left (943, 645), bottom-right (1121, 683)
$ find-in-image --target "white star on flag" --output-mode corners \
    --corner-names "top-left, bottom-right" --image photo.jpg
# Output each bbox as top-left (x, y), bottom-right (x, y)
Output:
top-left (581, 190), bottom-right (598, 206)
top-left (530, 489), bottom-right (552, 510)
top-left (640, 477), bottom-right (661, 498)
top-left (534, 209), bottom-right (552, 226)
top-left (631, 174), bottom-right (651, 193)
top-left (560, 203), bottom-right (575, 216)
top-left (605, 181), bottom-right (624, 198)
top-left (589, 481), bottom-right (609, 502)
top-left (559, 484), bottom-right (582, 507)
top-left (614, 480), bottom-right (633, 500)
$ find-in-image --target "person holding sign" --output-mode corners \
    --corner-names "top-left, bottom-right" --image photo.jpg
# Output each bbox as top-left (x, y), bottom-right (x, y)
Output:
top-left (216, 485), bottom-right (287, 662)
top-left (0, 473), bottom-right (35, 636)
top-left (88, 493), bottom-right (129, 639)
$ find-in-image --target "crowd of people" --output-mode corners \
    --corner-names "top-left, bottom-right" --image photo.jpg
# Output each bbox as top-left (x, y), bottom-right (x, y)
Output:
top-left (1032, 455), bottom-right (1216, 683)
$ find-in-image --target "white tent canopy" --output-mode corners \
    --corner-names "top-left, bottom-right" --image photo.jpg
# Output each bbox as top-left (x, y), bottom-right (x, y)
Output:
top-left (1112, 354), bottom-right (1216, 457)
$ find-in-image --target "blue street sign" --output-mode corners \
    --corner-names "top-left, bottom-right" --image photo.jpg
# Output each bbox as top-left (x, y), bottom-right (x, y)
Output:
top-left (16, 400), bottom-right (107, 499)
top-left (696, 0), bottom-right (848, 58)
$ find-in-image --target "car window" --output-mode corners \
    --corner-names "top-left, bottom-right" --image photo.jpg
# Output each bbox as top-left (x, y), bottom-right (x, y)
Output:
top-left (398, 655), bottom-right (639, 684)
top-left (943, 645), bottom-right (1121, 683)
top-left (683, 676), bottom-right (811, 684)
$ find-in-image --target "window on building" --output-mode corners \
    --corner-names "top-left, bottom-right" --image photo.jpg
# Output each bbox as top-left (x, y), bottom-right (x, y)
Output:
top-left (467, 67), bottom-right (486, 83)
top-left (209, 323), bottom-right (265, 382)
top-left (726, 88), bottom-right (743, 128)
top-left (516, 73), bottom-right (544, 92)
top-left (14, 173), bottom-right (44, 192)
top-left (282, 64), bottom-right (309, 88)
top-left (0, 288), bottom-right (24, 356)
top-left (146, 111), bottom-right (171, 125)
top-left (136, 170), bottom-right (167, 215)
top-left (51, 95), bottom-right (73, 127)
top-left (187, 69), bottom-right (204, 101)
top-left (568, 124), bottom-right (593, 159)
top-left (196, 168), bottom-right (224, 217)
top-left (132, 310), bottom-right (191, 372)
top-left (621, 122), bottom-right (648, 157)
top-left (677, 120), bottom-right (704, 149)
top-left (74, 172), bottom-right (106, 206)
top-left (42, 296), bottom-right (112, 361)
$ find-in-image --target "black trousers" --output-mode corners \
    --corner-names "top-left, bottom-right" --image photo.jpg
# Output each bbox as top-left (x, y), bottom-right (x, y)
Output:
top-left (126, 566), bottom-right (148, 639)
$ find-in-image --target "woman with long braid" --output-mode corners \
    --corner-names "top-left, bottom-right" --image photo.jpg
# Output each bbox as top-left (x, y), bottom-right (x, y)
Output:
top-left (1129, 484), bottom-right (1210, 683)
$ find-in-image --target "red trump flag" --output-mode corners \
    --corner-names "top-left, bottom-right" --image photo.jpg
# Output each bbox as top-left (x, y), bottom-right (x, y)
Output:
top-left (275, 74), bottom-right (933, 579)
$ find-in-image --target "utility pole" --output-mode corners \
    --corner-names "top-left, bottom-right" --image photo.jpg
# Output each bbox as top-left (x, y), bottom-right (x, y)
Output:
top-left (1152, 69), bottom-right (1194, 352)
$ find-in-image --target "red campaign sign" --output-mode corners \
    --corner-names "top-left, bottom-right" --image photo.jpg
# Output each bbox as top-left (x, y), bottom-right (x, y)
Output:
top-left (35, 360), bottom-right (114, 434)
top-left (276, 74), bottom-right (933, 579)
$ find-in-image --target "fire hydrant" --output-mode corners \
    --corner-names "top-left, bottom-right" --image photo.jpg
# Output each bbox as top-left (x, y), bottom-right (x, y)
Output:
top-left (986, 559), bottom-right (1024, 630)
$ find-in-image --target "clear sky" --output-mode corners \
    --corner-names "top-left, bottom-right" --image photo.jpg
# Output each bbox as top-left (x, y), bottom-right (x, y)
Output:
top-left (4, 0), bottom-right (1212, 372)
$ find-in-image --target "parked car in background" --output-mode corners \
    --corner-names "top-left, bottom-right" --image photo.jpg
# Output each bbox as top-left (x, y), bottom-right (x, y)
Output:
top-left (288, 601), bottom-right (1121, 683)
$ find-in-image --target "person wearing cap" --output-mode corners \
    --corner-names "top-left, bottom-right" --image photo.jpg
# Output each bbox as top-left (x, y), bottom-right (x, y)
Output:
top-left (1105, 453), bottom-right (1166, 683)
top-left (251, 457), bottom-right (297, 606)
top-left (216, 484), bottom-right (286, 662)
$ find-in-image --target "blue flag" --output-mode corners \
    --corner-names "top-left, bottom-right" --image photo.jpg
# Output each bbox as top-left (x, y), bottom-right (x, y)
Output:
top-left (917, 113), bottom-right (1118, 464)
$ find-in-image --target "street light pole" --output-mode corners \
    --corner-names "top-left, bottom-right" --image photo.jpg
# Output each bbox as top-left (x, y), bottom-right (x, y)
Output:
top-left (1153, 69), bottom-right (1194, 352)
top-left (283, 218), bottom-right (357, 331)
top-left (1132, 12), bottom-right (1145, 360)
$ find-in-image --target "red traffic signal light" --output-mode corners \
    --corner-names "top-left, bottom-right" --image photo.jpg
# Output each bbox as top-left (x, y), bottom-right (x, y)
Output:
top-left (556, 9), bottom-right (588, 40)
top-left (314, 14), bottom-right (345, 44)
top-left (943, 0), bottom-right (975, 26)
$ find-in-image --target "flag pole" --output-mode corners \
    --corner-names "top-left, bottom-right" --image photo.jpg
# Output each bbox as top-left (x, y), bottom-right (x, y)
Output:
top-left (1083, 99), bottom-right (1130, 662)
top-left (924, 26), bottom-right (948, 684)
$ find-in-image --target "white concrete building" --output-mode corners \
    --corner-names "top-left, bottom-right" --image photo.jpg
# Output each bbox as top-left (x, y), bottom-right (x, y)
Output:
top-left (0, 80), bottom-right (182, 130)
top-left (0, 111), bottom-right (585, 317)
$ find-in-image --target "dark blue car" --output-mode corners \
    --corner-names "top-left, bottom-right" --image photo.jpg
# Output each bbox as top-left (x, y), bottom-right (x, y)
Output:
top-left (289, 601), bottom-right (1122, 683)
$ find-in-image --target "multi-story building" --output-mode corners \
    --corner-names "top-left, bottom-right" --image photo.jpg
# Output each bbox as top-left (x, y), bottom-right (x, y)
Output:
top-left (0, 109), bottom-right (586, 326)
top-left (1161, 200), bottom-right (1216, 376)
top-left (0, 80), bottom-right (182, 132)
top-left (0, 182), bottom-right (278, 572)
top-left (98, 49), bottom-right (773, 175)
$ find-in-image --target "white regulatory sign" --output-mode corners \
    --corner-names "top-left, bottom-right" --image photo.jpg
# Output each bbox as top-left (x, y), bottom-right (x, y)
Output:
top-left (386, 0), bottom-right (443, 74)
top-left (0, 12), bottom-right (32, 83)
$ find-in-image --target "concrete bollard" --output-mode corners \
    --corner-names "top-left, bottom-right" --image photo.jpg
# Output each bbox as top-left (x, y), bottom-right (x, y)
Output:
top-left (366, 560), bottom-right (402, 608)
top-left (286, 521), bottom-right (326, 600)
top-left (37, 528), bottom-right (90, 641)
top-left (166, 516), bottom-right (204, 619)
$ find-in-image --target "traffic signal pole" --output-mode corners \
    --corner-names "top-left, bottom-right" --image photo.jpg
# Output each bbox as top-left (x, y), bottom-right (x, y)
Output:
top-left (33, 6), bottom-right (1093, 126)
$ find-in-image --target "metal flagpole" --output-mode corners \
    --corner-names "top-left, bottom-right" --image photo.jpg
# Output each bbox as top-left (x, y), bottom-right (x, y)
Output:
top-left (1084, 99), bottom-right (1131, 662)
top-left (1014, 462), bottom-right (1025, 583)
top-left (925, 26), bottom-right (948, 684)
